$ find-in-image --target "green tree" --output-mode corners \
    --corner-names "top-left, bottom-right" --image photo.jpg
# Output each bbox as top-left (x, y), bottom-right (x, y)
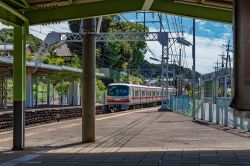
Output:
top-left (96, 78), bottom-right (106, 103)
top-left (66, 54), bottom-right (81, 68)
top-left (67, 16), bottom-right (147, 78)
top-left (43, 52), bottom-right (65, 66)
top-left (0, 28), bottom-right (43, 52)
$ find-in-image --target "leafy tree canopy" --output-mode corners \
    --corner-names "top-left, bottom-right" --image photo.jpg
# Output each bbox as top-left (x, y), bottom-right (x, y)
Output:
top-left (0, 28), bottom-right (43, 52)
top-left (43, 52), bottom-right (65, 66)
top-left (68, 16), bottom-right (148, 78)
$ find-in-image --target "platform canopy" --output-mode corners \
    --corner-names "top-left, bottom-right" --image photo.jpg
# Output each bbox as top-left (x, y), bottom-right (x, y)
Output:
top-left (0, 0), bottom-right (232, 26)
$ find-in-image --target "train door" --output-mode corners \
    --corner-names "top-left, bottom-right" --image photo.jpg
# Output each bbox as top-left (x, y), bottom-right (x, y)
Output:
top-left (149, 89), bottom-right (152, 102)
top-left (158, 90), bottom-right (161, 100)
top-left (130, 87), bottom-right (134, 105)
top-left (135, 89), bottom-right (138, 104)
top-left (156, 90), bottom-right (158, 101)
top-left (139, 89), bottom-right (141, 103)
top-left (142, 89), bottom-right (145, 104)
top-left (151, 90), bottom-right (153, 102)
top-left (153, 90), bottom-right (156, 102)
top-left (133, 88), bottom-right (135, 104)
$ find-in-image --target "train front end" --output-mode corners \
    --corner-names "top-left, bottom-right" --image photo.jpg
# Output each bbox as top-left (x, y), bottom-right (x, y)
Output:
top-left (107, 84), bottom-right (130, 111)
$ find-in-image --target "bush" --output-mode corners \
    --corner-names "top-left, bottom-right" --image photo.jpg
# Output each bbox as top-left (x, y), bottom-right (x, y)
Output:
top-left (43, 52), bottom-right (65, 66)
top-left (96, 79), bottom-right (106, 104)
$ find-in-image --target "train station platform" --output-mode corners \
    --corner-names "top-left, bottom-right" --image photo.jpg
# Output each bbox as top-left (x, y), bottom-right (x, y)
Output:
top-left (1, 107), bottom-right (250, 166)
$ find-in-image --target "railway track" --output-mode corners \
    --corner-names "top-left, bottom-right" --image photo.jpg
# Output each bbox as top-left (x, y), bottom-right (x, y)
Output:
top-left (0, 105), bottom-right (103, 132)
top-left (0, 105), bottom-right (158, 132)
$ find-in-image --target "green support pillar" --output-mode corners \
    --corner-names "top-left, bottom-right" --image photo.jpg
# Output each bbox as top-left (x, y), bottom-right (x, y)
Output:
top-left (13, 25), bottom-right (27, 150)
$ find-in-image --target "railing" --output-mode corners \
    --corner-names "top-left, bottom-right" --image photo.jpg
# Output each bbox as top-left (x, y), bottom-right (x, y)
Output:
top-left (172, 95), bottom-right (250, 132)
top-left (171, 95), bottom-right (191, 116)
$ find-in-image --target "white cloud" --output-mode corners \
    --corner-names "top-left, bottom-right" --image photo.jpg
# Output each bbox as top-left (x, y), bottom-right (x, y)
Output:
top-left (0, 22), bottom-right (11, 29)
top-left (197, 20), bottom-right (206, 26)
top-left (30, 22), bottom-right (70, 40)
top-left (145, 32), bottom-right (227, 74)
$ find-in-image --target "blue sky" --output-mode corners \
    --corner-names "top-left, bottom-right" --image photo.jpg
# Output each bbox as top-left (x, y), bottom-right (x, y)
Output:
top-left (122, 12), bottom-right (233, 74)
top-left (0, 12), bottom-right (232, 74)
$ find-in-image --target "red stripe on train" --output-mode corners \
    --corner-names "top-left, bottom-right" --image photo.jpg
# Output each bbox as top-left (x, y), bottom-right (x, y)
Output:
top-left (107, 99), bottom-right (130, 103)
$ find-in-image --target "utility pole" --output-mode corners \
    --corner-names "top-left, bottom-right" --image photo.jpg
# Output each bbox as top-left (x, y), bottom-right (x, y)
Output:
top-left (192, 18), bottom-right (196, 120)
top-left (223, 40), bottom-right (232, 75)
top-left (219, 54), bottom-right (225, 75)
top-left (173, 59), bottom-right (176, 90)
top-left (159, 14), bottom-right (170, 111)
top-left (214, 61), bottom-right (219, 102)
top-left (178, 48), bottom-right (182, 95)
top-left (136, 11), bottom-right (170, 111)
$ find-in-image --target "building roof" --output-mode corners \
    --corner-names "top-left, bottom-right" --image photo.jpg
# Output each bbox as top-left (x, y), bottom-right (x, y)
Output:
top-left (0, 56), bottom-right (105, 77)
top-left (0, 44), bottom-right (31, 51)
top-left (53, 44), bottom-right (73, 57)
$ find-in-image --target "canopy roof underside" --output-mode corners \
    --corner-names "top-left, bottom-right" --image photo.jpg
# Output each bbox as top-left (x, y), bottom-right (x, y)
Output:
top-left (0, 0), bottom-right (233, 26)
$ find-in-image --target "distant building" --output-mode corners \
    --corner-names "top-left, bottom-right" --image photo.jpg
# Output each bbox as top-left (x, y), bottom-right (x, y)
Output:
top-left (0, 44), bottom-right (33, 56)
top-left (98, 68), bottom-right (110, 77)
top-left (145, 79), bottom-right (159, 86)
top-left (53, 44), bottom-right (73, 61)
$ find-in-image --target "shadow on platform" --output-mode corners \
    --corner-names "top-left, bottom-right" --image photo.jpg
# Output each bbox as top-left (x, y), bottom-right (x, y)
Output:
top-left (1, 149), bottom-right (250, 166)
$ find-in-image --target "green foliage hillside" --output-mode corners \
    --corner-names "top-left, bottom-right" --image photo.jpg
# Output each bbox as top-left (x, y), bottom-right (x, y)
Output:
top-left (68, 16), bottom-right (147, 78)
top-left (140, 60), bottom-right (201, 81)
top-left (0, 28), bottom-right (43, 52)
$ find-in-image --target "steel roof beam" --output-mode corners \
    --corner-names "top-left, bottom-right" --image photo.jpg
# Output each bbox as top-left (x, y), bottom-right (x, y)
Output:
top-left (142, 0), bottom-right (155, 11)
top-left (25, 0), bottom-right (145, 25)
top-left (0, 1), bottom-right (28, 26)
top-left (151, 0), bottom-right (232, 23)
top-left (25, 0), bottom-right (232, 25)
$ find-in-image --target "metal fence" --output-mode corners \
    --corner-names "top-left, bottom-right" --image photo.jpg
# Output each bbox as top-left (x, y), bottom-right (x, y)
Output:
top-left (171, 95), bottom-right (250, 132)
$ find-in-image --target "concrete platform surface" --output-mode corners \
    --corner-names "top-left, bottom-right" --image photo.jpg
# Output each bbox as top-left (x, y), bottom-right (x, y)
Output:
top-left (1, 107), bottom-right (250, 166)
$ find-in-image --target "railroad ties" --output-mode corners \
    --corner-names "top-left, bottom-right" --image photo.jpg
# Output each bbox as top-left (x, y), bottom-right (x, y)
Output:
top-left (0, 105), bottom-right (103, 131)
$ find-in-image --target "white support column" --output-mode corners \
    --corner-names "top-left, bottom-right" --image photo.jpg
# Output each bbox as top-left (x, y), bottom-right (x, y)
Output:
top-left (67, 82), bottom-right (74, 105)
top-left (216, 99), bottom-right (220, 124)
top-left (247, 118), bottom-right (250, 132)
top-left (240, 117), bottom-right (244, 129)
top-left (201, 100), bottom-right (205, 120)
top-left (224, 99), bottom-right (228, 126)
top-left (209, 100), bottom-right (213, 122)
top-left (233, 112), bottom-right (237, 129)
top-left (73, 81), bottom-right (80, 106)
top-left (67, 81), bottom-right (80, 106)
top-left (26, 74), bottom-right (33, 108)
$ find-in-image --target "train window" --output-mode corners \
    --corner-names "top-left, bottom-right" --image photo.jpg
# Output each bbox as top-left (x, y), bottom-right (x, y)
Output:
top-left (152, 91), bottom-right (155, 96)
top-left (157, 91), bottom-right (159, 96)
top-left (142, 90), bottom-right (145, 96)
top-left (135, 90), bottom-right (139, 97)
top-left (107, 85), bottom-right (129, 96)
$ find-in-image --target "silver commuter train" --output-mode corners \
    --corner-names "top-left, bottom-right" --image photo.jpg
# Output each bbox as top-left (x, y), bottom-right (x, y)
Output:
top-left (106, 83), bottom-right (176, 111)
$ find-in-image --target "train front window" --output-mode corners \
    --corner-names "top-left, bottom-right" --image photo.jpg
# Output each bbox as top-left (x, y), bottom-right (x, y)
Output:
top-left (108, 85), bottom-right (129, 96)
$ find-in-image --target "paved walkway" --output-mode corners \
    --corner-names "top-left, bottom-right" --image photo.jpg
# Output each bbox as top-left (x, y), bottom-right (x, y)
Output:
top-left (1, 107), bottom-right (250, 166)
